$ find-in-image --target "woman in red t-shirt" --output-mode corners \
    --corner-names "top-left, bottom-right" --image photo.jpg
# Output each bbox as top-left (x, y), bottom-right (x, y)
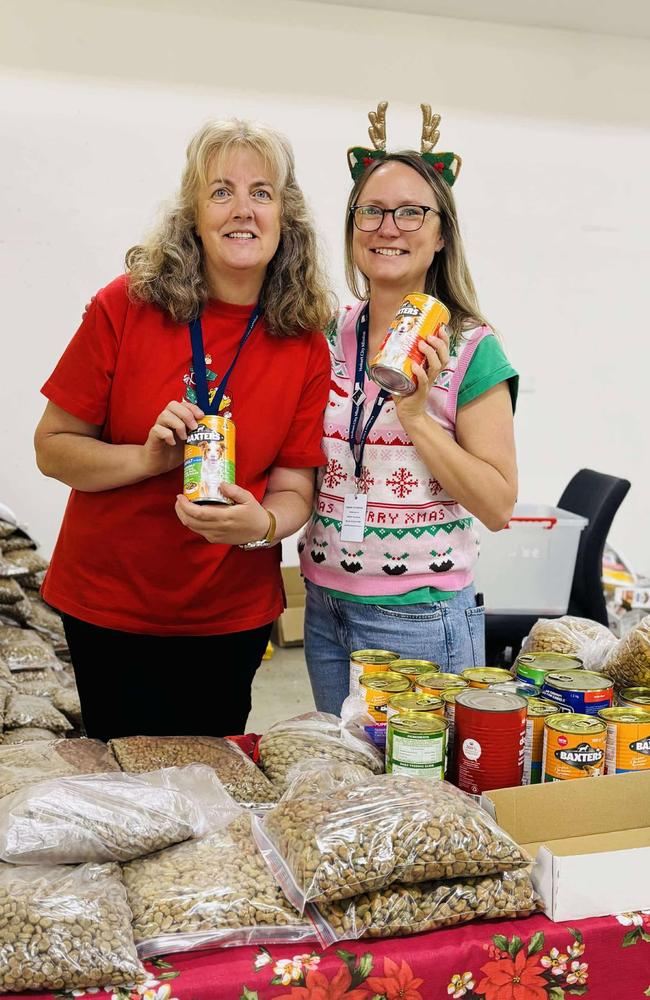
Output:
top-left (34, 119), bottom-right (332, 740)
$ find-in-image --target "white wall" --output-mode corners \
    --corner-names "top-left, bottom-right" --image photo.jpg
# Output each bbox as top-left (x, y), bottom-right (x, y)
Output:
top-left (1, 0), bottom-right (649, 573)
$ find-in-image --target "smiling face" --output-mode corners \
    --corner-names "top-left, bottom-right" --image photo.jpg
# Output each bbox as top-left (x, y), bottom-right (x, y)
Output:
top-left (352, 160), bottom-right (445, 296)
top-left (195, 147), bottom-right (282, 301)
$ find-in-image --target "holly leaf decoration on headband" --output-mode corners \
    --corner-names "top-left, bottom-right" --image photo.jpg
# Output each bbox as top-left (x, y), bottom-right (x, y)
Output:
top-left (421, 150), bottom-right (462, 186)
top-left (347, 146), bottom-right (386, 181)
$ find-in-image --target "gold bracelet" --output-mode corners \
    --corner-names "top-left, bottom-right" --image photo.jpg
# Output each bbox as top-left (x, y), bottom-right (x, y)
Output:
top-left (262, 508), bottom-right (277, 545)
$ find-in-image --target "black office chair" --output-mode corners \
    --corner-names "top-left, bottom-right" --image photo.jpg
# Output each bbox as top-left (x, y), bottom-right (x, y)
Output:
top-left (484, 469), bottom-right (631, 665)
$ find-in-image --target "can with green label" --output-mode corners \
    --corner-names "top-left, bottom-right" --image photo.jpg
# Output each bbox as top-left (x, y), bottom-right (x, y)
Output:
top-left (386, 713), bottom-right (448, 780)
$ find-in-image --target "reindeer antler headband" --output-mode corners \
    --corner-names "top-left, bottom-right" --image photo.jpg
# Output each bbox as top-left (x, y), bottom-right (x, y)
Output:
top-left (347, 102), bottom-right (462, 187)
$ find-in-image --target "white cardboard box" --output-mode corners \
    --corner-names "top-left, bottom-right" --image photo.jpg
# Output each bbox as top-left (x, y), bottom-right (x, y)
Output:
top-left (481, 771), bottom-right (650, 922)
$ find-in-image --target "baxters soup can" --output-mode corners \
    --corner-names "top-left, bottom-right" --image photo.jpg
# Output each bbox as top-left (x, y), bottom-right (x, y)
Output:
top-left (386, 713), bottom-right (448, 780)
top-left (541, 669), bottom-right (614, 715)
top-left (388, 660), bottom-right (439, 685)
top-left (618, 687), bottom-right (650, 709)
top-left (183, 414), bottom-right (235, 504)
top-left (462, 667), bottom-right (513, 689)
top-left (369, 293), bottom-right (450, 396)
top-left (359, 671), bottom-right (411, 723)
top-left (349, 649), bottom-right (399, 698)
top-left (598, 707), bottom-right (650, 774)
top-left (543, 713), bottom-right (606, 781)
top-left (514, 651), bottom-right (584, 688)
top-left (523, 698), bottom-right (568, 785)
top-left (455, 689), bottom-right (527, 794)
top-left (416, 672), bottom-right (468, 697)
top-left (386, 692), bottom-right (444, 721)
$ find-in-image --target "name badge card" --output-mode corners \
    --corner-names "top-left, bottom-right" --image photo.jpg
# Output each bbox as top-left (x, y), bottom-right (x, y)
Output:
top-left (340, 493), bottom-right (368, 542)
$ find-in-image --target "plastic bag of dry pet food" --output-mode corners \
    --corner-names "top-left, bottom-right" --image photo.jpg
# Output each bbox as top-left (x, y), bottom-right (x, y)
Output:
top-left (0, 629), bottom-right (61, 672)
top-left (123, 809), bottom-right (315, 958)
top-left (0, 535), bottom-right (36, 554)
top-left (600, 614), bottom-right (650, 687)
top-left (0, 577), bottom-right (25, 605)
top-left (520, 615), bottom-right (617, 672)
top-left (4, 693), bottom-right (72, 733)
top-left (1, 727), bottom-right (60, 744)
top-left (257, 711), bottom-right (384, 791)
top-left (109, 734), bottom-right (278, 808)
top-left (254, 772), bottom-right (531, 911)
top-left (52, 685), bottom-right (82, 724)
top-left (23, 596), bottom-right (67, 650)
top-left (1, 549), bottom-right (49, 576)
top-left (0, 860), bottom-right (146, 992)
top-left (0, 764), bottom-right (232, 864)
top-left (311, 868), bottom-right (540, 945)
top-left (0, 736), bottom-right (119, 798)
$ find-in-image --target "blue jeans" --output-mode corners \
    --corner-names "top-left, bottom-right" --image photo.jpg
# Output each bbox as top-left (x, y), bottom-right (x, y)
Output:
top-left (304, 581), bottom-right (485, 716)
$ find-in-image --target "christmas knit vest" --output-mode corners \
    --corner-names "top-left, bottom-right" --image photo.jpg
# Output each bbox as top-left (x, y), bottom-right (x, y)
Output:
top-left (299, 302), bottom-right (491, 596)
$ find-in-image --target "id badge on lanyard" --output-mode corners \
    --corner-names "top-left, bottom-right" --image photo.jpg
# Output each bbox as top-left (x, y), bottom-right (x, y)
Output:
top-left (341, 306), bottom-right (389, 543)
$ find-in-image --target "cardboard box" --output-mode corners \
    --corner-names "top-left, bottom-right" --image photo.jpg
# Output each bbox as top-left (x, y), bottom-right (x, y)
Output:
top-left (481, 771), bottom-right (650, 922)
top-left (272, 567), bottom-right (306, 647)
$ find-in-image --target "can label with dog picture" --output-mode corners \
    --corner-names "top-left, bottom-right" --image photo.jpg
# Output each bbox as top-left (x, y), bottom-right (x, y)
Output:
top-left (514, 651), bottom-right (584, 688)
top-left (386, 692), bottom-right (444, 721)
top-left (369, 293), bottom-right (450, 396)
top-left (618, 687), bottom-right (650, 709)
top-left (523, 698), bottom-right (568, 785)
top-left (386, 713), bottom-right (448, 780)
top-left (388, 660), bottom-right (440, 685)
top-left (349, 650), bottom-right (399, 698)
top-left (183, 414), bottom-right (235, 505)
top-left (359, 671), bottom-right (411, 723)
top-left (455, 689), bottom-right (527, 794)
top-left (542, 713), bottom-right (606, 781)
top-left (599, 707), bottom-right (650, 774)
top-left (461, 667), bottom-right (513, 689)
top-left (541, 669), bottom-right (614, 715)
top-left (415, 672), bottom-right (468, 697)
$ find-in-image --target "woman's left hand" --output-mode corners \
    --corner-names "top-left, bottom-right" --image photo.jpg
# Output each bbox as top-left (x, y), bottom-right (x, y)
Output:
top-left (394, 326), bottom-right (450, 429)
top-left (175, 484), bottom-right (270, 545)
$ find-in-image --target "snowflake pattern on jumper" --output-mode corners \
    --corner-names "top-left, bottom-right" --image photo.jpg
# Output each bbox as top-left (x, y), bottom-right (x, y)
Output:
top-left (386, 467), bottom-right (419, 499)
top-left (356, 466), bottom-right (375, 494)
top-left (323, 458), bottom-right (347, 489)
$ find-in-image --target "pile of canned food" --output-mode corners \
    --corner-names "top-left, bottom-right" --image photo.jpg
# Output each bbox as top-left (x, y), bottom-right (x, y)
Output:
top-left (349, 648), bottom-right (650, 795)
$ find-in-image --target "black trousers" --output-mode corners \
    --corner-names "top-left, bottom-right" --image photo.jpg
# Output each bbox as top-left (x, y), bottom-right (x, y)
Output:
top-left (62, 614), bottom-right (272, 742)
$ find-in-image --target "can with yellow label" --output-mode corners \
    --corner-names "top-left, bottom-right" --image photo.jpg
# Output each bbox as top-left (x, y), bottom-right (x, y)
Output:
top-left (542, 713), bottom-right (606, 782)
top-left (359, 671), bottom-right (411, 723)
top-left (183, 414), bottom-right (235, 505)
top-left (369, 293), bottom-right (450, 396)
top-left (461, 667), bottom-right (513, 689)
top-left (349, 649), bottom-right (399, 698)
top-left (599, 707), bottom-right (650, 774)
top-left (388, 660), bottom-right (439, 685)
top-left (415, 672), bottom-right (468, 697)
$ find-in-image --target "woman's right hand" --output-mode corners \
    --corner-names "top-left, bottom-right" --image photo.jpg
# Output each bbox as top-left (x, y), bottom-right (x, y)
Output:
top-left (142, 400), bottom-right (205, 478)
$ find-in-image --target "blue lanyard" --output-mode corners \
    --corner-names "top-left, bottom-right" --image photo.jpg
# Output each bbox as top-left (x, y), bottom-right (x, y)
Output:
top-left (348, 304), bottom-right (390, 481)
top-left (188, 307), bottom-right (261, 415)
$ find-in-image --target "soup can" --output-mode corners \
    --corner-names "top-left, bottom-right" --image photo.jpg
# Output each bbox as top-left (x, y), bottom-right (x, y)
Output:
top-left (349, 649), bottom-right (399, 698)
top-left (359, 671), bottom-right (411, 723)
top-left (388, 660), bottom-right (440, 685)
top-left (386, 692), bottom-right (444, 721)
top-left (618, 687), bottom-right (650, 709)
top-left (541, 669), bottom-right (614, 715)
top-left (543, 713), bottom-right (606, 781)
top-left (183, 414), bottom-right (235, 504)
top-left (461, 667), bottom-right (513, 689)
top-left (386, 713), bottom-right (448, 780)
top-left (514, 651), bottom-right (584, 688)
top-left (599, 707), bottom-right (650, 774)
top-left (455, 689), bottom-right (527, 794)
top-left (416, 672), bottom-right (468, 697)
top-left (492, 681), bottom-right (541, 700)
top-left (523, 698), bottom-right (568, 785)
top-left (369, 293), bottom-right (450, 396)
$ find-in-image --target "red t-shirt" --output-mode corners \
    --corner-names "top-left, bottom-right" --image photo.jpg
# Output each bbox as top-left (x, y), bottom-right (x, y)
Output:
top-left (41, 275), bottom-right (329, 635)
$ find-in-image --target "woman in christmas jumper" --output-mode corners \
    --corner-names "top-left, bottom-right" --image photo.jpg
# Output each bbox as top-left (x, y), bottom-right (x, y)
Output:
top-left (300, 105), bottom-right (518, 714)
top-left (34, 119), bottom-right (332, 739)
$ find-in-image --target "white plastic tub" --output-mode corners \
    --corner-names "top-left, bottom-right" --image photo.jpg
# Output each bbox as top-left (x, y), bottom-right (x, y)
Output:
top-left (473, 503), bottom-right (588, 615)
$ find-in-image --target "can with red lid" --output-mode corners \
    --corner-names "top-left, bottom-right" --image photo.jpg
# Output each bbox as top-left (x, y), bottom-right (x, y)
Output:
top-left (455, 688), bottom-right (527, 794)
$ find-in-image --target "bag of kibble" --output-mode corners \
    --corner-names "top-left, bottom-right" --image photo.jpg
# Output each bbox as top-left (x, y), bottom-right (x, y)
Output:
top-left (122, 810), bottom-right (315, 958)
top-left (311, 869), bottom-right (539, 945)
top-left (257, 711), bottom-right (384, 791)
top-left (3, 692), bottom-right (72, 734)
top-left (0, 861), bottom-right (146, 993)
top-left (0, 764), bottom-right (231, 864)
top-left (601, 614), bottom-right (650, 687)
top-left (0, 629), bottom-right (61, 672)
top-left (109, 734), bottom-right (278, 808)
top-left (253, 770), bottom-right (531, 911)
top-left (0, 736), bottom-right (119, 799)
top-left (521, 615), bottom-right (616, 672)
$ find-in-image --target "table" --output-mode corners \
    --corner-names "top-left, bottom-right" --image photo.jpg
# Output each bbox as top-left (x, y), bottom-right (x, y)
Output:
top-left (10, 908), bottom-right (650, 999)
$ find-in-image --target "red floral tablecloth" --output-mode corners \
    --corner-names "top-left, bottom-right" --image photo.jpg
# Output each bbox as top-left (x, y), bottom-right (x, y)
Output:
top-left (10, 909), bottom-right (650, 1000)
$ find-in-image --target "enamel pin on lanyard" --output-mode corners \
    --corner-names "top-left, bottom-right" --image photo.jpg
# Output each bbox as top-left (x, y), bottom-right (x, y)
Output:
top-left (341, 305), bottom-right (389, 542)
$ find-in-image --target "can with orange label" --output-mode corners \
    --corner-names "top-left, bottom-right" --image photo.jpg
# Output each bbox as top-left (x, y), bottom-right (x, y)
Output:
top-left (599, 707), bottom-right (650, 774)
top-left (349, 650), bottom-right (399, 698)
top-left (523, 698), bottom-right (568, 785)
top-left (542, 714), bottom-right (606, 782)
top-left (388, 660), bottom-right (439, 685)
top-left (415, 672), bottom-right (468, 697)
top-left (369, 293), bottom-right (450, 396)
top-left (618, 687), bottom-right (650, 709)
top-left (461, 667), bottom-right (513, 689)
top-left (359, 671), bottom-right (411, 723)
top-left (183, 414), bottom-right (235, 504)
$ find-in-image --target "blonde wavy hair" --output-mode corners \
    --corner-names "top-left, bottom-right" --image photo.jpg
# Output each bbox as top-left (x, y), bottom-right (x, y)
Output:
top-left (344, 151), bottom-right (491, 344)
top-left (126, 119), bottom-right (334, 335)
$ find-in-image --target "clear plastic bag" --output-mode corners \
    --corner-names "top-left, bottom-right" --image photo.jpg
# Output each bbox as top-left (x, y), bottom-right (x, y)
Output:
top-left (0, 629), bottom-right (61, 672)
top-left (257, 710), bottom-right (384, 791)
top-left (520, 616), bottom-right (617, 672)
top-left (122, 810), bottom-right (315, 959)
top-left (0, 535), bottom-right (36, 554)
top-left (52, 685), bottom-right (82, 724)
top-left (0, 764), bottom-right (232, 864)
top-left (0, 861), bottom-right (146, 992)
top-left (1, 727), bottom-right (60, 744)
top-left (312, 869), bottom-right (540, 945)
top-left (0, 577), bottom-right (25, 604)
top-left (601, 614), bottom-right (650, 687)
top-left (0, 736), bottom-right (119, 799)
top-left (109, 734), bottom-right (278, 808)
top-left (1, 549), bottom-right (49, 576)
top-left (4, 693), bottom-right (72, 733)
top-left (254, 771), bottom-right (531, 911)
top-left (24, 596), bottom-right (67, 651)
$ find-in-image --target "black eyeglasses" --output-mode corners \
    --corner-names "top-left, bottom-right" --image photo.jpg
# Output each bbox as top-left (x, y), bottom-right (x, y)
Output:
top-left (350, 204), bottom-right (440, 232)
